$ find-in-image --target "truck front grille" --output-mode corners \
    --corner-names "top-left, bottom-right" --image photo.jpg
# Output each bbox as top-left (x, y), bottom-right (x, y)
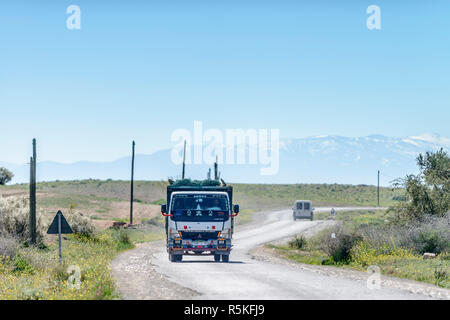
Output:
top-left (180, 231), bottom-right (220, 240)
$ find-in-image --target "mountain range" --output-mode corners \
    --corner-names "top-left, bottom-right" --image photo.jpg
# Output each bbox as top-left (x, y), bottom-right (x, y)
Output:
top-left (1, 133), bottom-right (448, 186)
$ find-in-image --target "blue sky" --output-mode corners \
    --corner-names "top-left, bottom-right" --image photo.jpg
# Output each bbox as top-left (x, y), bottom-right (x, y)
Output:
top-left (1, 0), bottom-right (449, 164)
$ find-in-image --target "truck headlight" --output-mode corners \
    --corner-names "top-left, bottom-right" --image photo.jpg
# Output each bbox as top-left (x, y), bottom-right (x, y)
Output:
top-left (217, 239), bottom-right (226, 247)
top-left (220, 229), bottom-right (231, 238)
top-left (174, 238), bottom-right (182, 246)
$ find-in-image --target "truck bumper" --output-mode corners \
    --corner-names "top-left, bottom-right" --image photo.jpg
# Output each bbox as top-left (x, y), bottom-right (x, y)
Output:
top-left (169, 247), bottom-right (231, 255)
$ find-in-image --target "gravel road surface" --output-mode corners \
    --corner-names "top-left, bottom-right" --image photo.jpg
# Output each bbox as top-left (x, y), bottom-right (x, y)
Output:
top-left (111, 207), bottom-right (449, 300)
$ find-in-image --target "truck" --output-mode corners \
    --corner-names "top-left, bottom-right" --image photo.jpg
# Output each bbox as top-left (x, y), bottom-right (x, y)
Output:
top-left (160, 182), bottom-right (240, 263)
top-left (292, 200), bottom-right (314, 221)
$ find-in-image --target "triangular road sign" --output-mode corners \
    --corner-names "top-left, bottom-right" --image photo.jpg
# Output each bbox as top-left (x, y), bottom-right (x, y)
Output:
top-left (47, 210), bottom-right (73, 234)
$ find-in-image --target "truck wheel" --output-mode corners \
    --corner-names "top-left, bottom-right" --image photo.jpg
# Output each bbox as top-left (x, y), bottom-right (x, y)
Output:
top-left (221, 254), bottom-right (229, 263)
top-left (214, 254), bottom-right (221, 262)
top-left (170, 254), bottom-right (180, 262)
top-left (310, 214), bottom-right (314, 221)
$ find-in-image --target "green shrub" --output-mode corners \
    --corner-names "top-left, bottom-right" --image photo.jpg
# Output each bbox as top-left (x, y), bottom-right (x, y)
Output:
top-left (117, 230), bottom-right (130, 244)
top-left (439, 252), bottom-right (450, 260)
top-left (415, 230), bottom-right (446, 254)
top-left (109, 229), bottom-right (133, 250)
top-left (289, 236), bottom-right (307, 249)
top-left (391, 149), bottom-right (449, 221)
top-left (13, 256), bottom-right (34, 274)
top-left (0, 167), bottom-right (14, 185)
top-left (358, 213), bottom-right (449, 255)
top-left (321, 257), bottom-right (335, 265)
top-left (434, 268), bottom-right (448, 286)
top-left (0, 197), bottom-right (46, 244)
top-left (66, 212), bottom-right (96, 238)
top-left (320, 226), bottom-right (362, 263)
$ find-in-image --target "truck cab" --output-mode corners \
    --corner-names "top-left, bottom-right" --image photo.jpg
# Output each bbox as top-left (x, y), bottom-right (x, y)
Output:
top-left (161, 184), bottom-right (239, 263)
top-left (292, 200), bottom-right (314, 221)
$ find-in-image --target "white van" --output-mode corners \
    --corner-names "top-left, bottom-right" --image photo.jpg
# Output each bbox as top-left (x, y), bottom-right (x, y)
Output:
top-left (292, 200), bottom-right (314, 221)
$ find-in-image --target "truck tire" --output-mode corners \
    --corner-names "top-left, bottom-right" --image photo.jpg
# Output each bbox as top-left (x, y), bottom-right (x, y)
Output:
top-left (310, 214), bottom-right (314, 221)
top-left (214, 254), bottom-right (221, 262)
top-left (177, 255), bottom-right (183, 262)
top-left (169, 254), bottom-right (177, 262)
top-left (221, 254), bottom-right (229, 263)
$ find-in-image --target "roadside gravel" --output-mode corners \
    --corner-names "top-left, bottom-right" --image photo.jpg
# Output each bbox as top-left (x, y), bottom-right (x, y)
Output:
top-left (249, 237), bottom-right (450, 300)
top-left (110, 241), bottom-right (199, 300)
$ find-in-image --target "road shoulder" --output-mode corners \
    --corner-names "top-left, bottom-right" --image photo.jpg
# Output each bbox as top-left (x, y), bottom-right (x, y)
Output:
top-left (249, 236), bottom-right (450, 300)
top-left (110, 241), bottom-right (200, 300)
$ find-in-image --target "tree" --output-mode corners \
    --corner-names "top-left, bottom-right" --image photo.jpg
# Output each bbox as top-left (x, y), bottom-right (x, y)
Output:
top-left (0, 167), bottom-right (14, 185)
top-left (391, 148), bottom-right (450, 221)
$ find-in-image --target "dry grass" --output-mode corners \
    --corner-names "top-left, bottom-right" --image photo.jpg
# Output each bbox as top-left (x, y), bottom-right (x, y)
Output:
top-left (1, 180), bottom-right (404, 233)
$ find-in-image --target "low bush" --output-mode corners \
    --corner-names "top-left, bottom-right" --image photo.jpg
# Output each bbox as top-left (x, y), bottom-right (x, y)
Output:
top-left (359, 213), bottom-right (450, 255)
top-left (319, 226), bottom-right (362, 263)
top-left (288, 236), bottom-right (307, 249)
top-left (105, 229), bottom-right (134, 251)
top-left (17, 245), bottom-right (56, 270)
top-left (0, 167), bottom-right (14, 185)
top-left (434, 268), bottom-right (448, 286)
top-left (0, 236), bottom-right (19, 259)
top-left (0, 197), bottom-right (46, 244)
top-left (13, 255), bottom-right (35, 274)
top-left (66, 212), bottom-right (96, 238)
top-left (408, 214), bottom-right (449, 254)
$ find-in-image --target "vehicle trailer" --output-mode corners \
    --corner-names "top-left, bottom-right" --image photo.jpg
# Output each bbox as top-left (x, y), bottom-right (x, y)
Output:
top-left (161, 184), bottom-right (239, 262)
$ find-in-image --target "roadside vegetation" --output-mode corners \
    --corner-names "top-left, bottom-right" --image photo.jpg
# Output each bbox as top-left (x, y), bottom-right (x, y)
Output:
top-left (0, 196), bottom-right (163, 299)
top-left (0, 167), bottom-right (14, 185)
top-left (270, 149), bottom-right (450, 289)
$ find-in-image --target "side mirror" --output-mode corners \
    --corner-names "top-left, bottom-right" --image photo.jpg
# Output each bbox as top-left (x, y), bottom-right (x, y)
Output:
top-left (233, 204), bottom-right (240, 214)
top-left (161, 204), bottom-right (167, 214)
top-left (312, 207), bottom-right (315, 211)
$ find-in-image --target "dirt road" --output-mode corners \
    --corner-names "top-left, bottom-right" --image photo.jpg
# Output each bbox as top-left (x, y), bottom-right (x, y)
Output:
top-left (111, 207), bottom-right (449, 300)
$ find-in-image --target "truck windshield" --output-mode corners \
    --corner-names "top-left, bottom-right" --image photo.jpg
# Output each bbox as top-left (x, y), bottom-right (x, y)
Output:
top-left (170, 194), bottom-right (230, 221)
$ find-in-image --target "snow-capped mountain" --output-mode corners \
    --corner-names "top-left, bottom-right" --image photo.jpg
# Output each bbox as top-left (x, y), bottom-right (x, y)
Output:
top-left (2, 134), bottom-right (448, 186)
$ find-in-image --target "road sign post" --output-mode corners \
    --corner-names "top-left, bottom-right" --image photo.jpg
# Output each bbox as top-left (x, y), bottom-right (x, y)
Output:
top-left (47, 210), bottom-right (73, 263)
top-left (58, 213), bottom-right (62, 262)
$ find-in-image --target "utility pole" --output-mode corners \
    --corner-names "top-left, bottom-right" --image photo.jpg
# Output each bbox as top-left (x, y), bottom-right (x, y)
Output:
top-left (214, 156), bottom-right (218, 180)
top-left (130, 141), bottom-right (135, 225)
top-left (182, 140), bottom-right (186, 179)
top-left (29, 139), bottom-right (36, 244)
top-left (207, 168), bottom-right (211, 180)
top-left (377, 170), bottom-right (380, 207)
